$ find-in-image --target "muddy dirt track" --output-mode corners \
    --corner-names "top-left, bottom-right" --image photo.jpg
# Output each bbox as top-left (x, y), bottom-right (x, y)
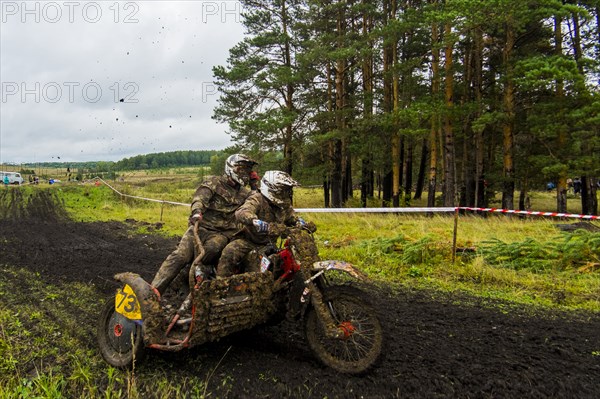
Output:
top-left (1, 208), bottom-right (599, 397)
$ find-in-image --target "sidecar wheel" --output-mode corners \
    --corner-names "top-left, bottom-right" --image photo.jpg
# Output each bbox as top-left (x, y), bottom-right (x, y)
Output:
top-left (305, 286), bottom-right (383, 375)
top-left (97, 297), bottom-right (145, 368)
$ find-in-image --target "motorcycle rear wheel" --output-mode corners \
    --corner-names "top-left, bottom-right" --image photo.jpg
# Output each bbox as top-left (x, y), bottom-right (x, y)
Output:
top-left (305, 285), bottom-right (383, 374)
top-left (97, 298), bottom-right (145, 368)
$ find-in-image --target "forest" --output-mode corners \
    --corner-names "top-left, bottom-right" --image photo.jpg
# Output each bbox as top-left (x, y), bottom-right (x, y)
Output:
top-left (112, 150), bottom-right (218, 170)
top-left (16, 150), bottom-right (219, 176)
top-left (212, 0), bottom-right (600, 214)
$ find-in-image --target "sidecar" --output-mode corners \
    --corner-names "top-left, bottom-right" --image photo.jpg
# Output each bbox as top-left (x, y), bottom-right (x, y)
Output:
top-left (97, 271), bottom-right (278, 367)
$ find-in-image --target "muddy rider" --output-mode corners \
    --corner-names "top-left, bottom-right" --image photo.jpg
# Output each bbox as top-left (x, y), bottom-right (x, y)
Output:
top-left (151, 154), bottom-right (258, 294)
top-left (215, 170), bottom-right (316, 278)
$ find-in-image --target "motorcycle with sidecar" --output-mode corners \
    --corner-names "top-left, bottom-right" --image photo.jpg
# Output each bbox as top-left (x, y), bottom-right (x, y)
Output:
top-left (97, 223), bottom-right (383, 374)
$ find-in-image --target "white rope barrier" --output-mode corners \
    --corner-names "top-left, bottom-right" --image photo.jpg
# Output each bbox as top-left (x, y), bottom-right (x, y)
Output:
top-left (95, 177), bottom-right (189, 207)
top-left (295, 207), bottom-right (456, 213)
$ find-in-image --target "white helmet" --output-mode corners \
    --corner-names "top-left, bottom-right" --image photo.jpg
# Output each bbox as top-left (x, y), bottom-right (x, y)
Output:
top-left (225, 154), bottom-right (258, 186)
top-left (260, 170), bottom-right (299, 206)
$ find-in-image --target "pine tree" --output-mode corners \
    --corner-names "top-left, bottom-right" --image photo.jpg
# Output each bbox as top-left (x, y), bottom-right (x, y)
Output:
top-left (212, 0), bottom-right (304, 173)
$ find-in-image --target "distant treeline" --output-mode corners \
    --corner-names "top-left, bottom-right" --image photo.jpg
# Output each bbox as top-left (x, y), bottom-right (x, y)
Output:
top-left (113, 150), bottom-right (219, 170)
top-left (20, 150), bottom-right (220, 172)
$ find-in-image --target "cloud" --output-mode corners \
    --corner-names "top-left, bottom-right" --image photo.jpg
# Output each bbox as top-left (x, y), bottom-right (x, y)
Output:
top-left (0, 1), bottom-right (244, 163)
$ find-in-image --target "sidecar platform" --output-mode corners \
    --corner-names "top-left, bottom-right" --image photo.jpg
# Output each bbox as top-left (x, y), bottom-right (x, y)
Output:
top-left (142, 271), bottom-right (276, 350)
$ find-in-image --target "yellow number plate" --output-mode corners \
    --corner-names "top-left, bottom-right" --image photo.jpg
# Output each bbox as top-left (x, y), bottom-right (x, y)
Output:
top-left (115, 284), bottom-right (142, 320)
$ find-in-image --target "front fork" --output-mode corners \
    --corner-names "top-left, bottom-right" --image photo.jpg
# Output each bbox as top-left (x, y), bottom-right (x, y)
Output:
top-left (303, 273), bottom-right (345, 339)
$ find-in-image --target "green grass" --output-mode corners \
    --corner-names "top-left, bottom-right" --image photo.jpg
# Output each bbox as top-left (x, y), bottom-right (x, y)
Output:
top-left (308, 213), bottom-right (599, 311)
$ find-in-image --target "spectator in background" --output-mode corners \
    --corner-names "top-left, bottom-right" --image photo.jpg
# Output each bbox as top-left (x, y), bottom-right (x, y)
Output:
top-left (546, 182), bottom-right (555, 191)
top-left (567, 178), bottom-right (573, 193)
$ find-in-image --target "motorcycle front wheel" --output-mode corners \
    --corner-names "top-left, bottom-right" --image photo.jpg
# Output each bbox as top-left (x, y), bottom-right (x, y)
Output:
top-left (97, 298), bottom-right (145, 368)
top-left (305, 285), bottom-right (383, 374)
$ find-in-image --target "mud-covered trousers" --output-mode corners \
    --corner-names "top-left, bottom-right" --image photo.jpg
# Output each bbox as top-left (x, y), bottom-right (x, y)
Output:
top-left (216, 238), bottom-right (262, 278)
top-left (151, 225), bottom-right (231, 294)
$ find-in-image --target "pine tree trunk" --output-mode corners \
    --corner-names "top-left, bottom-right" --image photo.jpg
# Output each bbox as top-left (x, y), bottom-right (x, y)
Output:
top-left (344, 142), bottom-right (352, 201)
top-left (325, 63), bottom-right (334, 207)
top-left (361, 159), bottom-right (371, 207)
top-left (572, 11), bottom-right (583, 73)
top-left (443, 23), bottom-right (456, 207)
top-left (323, 177), bottom-right (330, 208)
top-left (404, 137), bottom-right (413, 204)
top-left (414, 138), bottom-right (428, 200)
top-left (427, 18), bottom-right (440, 208)
top-left (555, 15), bottom-right (568, 213)
top-left (331, 139), bottom-right (343, 208)
top-left (381, 0), bottom-right (393, 207)
top-left (519, 183), bottom-right (531, 212)
top-left (360, 3), bottom-right (374, 208)
top-left (461, 34), bottom-right (476, 207)
top-left (474, 27), bottom-right (485, 208)
top-left (590, 178), bottom-right (598, 215)
top-left (383, 172), bottom-right (393, 206)
top-left (331, 1), bottom-right (346, 208)
top-left (581, 176), bottom-right (598, 215)
top-left (501, 21), bottom-right (515, 210)
top-left (392, 134), bottom-right (401, 206)
top-left (391, 0), bottom-right (401, 207)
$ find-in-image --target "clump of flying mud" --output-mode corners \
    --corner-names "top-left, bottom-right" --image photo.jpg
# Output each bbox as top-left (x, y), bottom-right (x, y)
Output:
top-left (0, 188), bottom-right (69, 221)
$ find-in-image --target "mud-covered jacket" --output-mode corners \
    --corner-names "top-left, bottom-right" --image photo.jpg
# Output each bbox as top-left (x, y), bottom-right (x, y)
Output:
top-left (235, 191), bottom-right (297, 244)
top-left (191, 175), bottom-right (250, 233)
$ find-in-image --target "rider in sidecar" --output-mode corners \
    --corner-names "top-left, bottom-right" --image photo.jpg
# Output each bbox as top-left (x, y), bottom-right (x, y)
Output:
top-left (215, 170), bottom-right (316, 278)
top-left (150, 153), bottom-right (258, 294)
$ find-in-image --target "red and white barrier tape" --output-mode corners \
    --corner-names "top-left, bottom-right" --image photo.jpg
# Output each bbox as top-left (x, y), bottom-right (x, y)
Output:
top-left (458, 207), bottom-right (600, 220)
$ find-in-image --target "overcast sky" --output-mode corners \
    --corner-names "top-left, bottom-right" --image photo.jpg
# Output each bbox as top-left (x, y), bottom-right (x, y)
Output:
top-left (0, 0), bottom-right (245, 164)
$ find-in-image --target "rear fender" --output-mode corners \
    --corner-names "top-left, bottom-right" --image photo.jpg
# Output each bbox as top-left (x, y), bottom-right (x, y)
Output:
top-left (312, 260), bottom-right (368, 281)
top-left (114, 273), bottom-right (163, 343)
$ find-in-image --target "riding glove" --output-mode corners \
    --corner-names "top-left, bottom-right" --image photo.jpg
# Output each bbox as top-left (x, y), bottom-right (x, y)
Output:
top-left (252, 219), bottom-right (269, 233)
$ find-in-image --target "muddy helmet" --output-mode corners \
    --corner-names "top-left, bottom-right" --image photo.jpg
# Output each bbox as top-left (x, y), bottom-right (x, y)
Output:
top-left (260, 170), bottom-right (299, 206)
top-left (225, 154), bottom-right (258, 186)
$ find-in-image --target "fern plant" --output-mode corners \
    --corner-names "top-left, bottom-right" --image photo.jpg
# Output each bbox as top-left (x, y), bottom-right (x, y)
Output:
top-left (479, 230), bottom-right (600, 272)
